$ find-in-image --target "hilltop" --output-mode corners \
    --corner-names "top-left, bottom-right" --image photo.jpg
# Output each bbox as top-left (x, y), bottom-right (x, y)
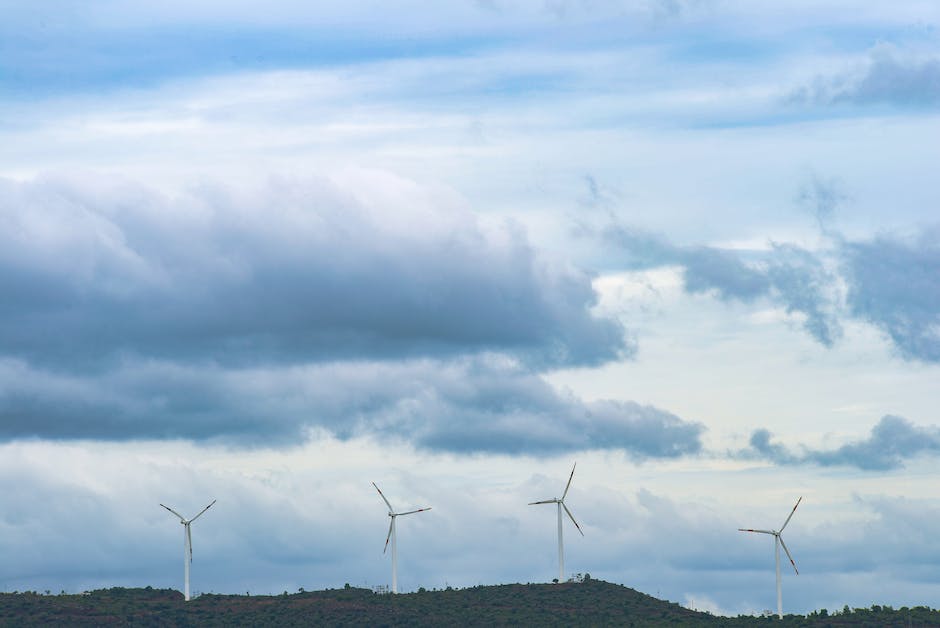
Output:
top-left (1, 578), bottom-right (938, 626)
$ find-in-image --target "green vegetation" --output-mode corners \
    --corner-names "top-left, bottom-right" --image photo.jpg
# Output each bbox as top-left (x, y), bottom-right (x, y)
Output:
top-left (1, 579), bottom-right (938, 626)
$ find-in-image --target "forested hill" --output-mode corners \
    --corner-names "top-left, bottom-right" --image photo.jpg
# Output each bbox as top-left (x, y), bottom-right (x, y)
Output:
top-left (2, 578), bottom-right (938, 626)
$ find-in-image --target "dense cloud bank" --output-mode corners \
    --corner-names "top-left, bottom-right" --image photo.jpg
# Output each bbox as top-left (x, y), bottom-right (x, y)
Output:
top-left (741, 415), bottom-right (940, 471)
top-left (0, 355), bottom-right (703, 457)
top-left (0, 175), bottom-right (626, 370)
top-left (604, 223), bottom-right (940, 363)
top-left (0, 174), bottom-right (713, 456)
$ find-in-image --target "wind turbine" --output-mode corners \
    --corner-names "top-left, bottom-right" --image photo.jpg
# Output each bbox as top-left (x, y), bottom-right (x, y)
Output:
top-left (372, 482), bottom-right (431, 594)
top-left (529, 462), bottom-right (584, 583)
top-left (160, 500), bottom-right (216, 601)
top-left (739, 496), bottom-right (802, 619)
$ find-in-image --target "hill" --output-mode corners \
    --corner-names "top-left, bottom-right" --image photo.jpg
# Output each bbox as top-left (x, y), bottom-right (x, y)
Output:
top-left (1, 578), bottom-right (938, 626)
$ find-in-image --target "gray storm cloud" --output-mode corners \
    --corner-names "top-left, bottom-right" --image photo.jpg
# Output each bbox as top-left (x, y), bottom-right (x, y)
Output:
top-left (0, 173), bottom-right (711, 457)
top-left (0, 356), bottom-right (704, 457)
top-left (0, 174), bottom-right (627, 370)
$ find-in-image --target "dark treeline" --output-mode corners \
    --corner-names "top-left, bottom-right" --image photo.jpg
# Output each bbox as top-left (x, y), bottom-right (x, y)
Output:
top-left (1, 578), bottom-right (938, 626)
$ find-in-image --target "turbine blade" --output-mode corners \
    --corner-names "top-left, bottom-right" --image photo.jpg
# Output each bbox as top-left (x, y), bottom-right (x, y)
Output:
top-left (779, 535), bottom-right (798, 575)
top-left (779, 496), bottom-right (802, 532)
top-left (562, 503), bottom-right (584, 536)
top-left (738, 528), bottom-right (774, 534)
top-left (397, 507), bottom-right (431, 516)
top-left (189, 499), bottom-right (217, 523)
top-left (383, 518), bottom-right (393, 554)
top-left (373, 482), bottom-right (394, 512)
top-left (160, 504), bottom-right (185, 521)
top-left (186, 524), bottom-right (193, 563)
top-left (562, 462), bottom-right (576, 501)
top-left (528, 499), bottom-right (556, 505)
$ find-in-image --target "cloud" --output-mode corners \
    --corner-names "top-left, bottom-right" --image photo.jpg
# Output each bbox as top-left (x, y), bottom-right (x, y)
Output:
top-left (741, 415), bottom-right (940, 471)
top-left (0, 173), bottom-right (628, 371)
top-left (0, 171), bottom-right (701, 453)
top-left (842, 229), bottom-right (940, 363)
top-left (410, 368), bottom-right (704, 457)
top-left (604, 226), bottom-right (842, 346)
top-left (680, 245), bottom-right (771, 301)
top-left (745, 428), bottom-right (799, 466)
top-left (789, 46), bottom-right (940, 108)
top-left (796, 173), bottom-right (847, 233)
top-left (764, 243), bottom-right (842, 347)
top-left (0, 355), bottom-right (704, 457)
top-left (604, 217), bottom-right (940, 358)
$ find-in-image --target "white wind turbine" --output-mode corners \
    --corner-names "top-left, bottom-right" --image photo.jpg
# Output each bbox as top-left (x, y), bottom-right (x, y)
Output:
top-left (372, 482), bottom-right (431, 594)
top-left (529, 462), bottom-right (584, 583)
top-left (160, 500), bottom-right (216, 601)
top-left (739, 496), bottom-right (802, 619)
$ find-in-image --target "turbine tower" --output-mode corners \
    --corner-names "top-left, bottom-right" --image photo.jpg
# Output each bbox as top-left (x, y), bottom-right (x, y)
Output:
top-left (739, 496), bottom-right (802, 619)
top-left (528, 462), bottom-right (584, 583)
top-left (160, 500), bottom-right (216, 601)
top-left (372, 482), bottom-right (431, 594)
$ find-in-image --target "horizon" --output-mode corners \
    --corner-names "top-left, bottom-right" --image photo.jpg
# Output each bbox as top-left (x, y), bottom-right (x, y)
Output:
top-left (1, 0), bottom-right (939, 617)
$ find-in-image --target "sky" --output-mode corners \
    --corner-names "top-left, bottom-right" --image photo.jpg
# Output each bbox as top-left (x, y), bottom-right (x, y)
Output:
top-left (1, 0), bottom-right (939, 616)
